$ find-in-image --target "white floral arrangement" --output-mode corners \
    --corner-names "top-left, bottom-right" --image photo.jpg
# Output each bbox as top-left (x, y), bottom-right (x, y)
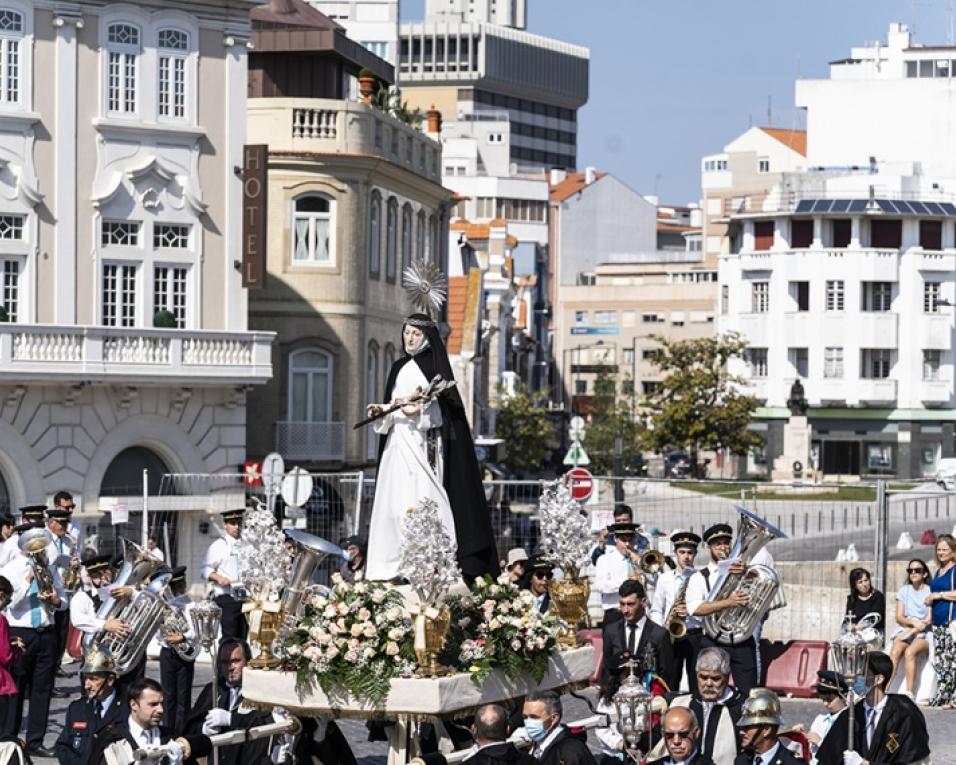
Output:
top-left (537, 479), bottom-right (592, 579)
top-left (398, 497), bottom-right (461, 605)
top-left (237, 499), bottom-right (292, 602)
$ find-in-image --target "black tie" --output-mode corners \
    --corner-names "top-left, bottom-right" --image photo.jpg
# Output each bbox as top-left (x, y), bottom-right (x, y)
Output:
top-left (91, 591), bottom-right (102, 610)
top-left (92, 700), bottom-right (102, 718)
top-left (627, 622), bottom-right (637, 655)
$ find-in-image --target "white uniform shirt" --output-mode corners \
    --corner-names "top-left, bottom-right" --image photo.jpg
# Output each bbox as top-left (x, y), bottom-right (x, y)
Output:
top-left (70, 586), bottom-right (107, 635)
top-left (685, 561), bottom-right (720, 618)
top-left (0, 535), bottom-right (18, 568)
top-left (650, 567), bottom-right (702, 631)
top-left (201, 536), bottom-right (242, 596)
top-left (593, 548), bottom-right (637, 610)
top-left (0, 553), bottom-right (67, 628)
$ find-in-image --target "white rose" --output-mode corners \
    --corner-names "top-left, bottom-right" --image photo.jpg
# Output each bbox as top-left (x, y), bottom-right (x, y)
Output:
top-left (510, 639), bottom-right (521, 651)
top-left (350, 623), bottom-right (364, 637)
top-left (358, 608), bottom-right (372, 622)
top-left (386, 607), bottom-right (402, 622)
top-left (326, 645), bottom-right (339, 659)
top-left (489, 618), bottom-right (501, 631)
top-left (331, 572), bottom-right (344, 585)
top-left (363, 624), bottom-right (377, 638)
top-left (363, 646), bottom-right (376, 659)
top-left (354, 582), bottom-right (367, 594)
top-left (345, 650), bottom-right (359, 663)
top-left (388, 628), bottom-right (404, 641)
top-left (371, 589), bottom-right (386, 604)
top-left (386, 641), bottom-right (400, 656)
top-left (323, 605), bottom-right (337, 618)
top-left (337, 603), bottom-right (349, 615)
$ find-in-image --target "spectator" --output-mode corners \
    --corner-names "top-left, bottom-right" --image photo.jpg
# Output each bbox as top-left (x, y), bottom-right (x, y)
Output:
top-left (523, 558), bottom-right (553, 615)
top-left (0, 576), bottom-right (16, 741)
top-left (888, 558), bottom-right (932, 698)
top-left (146, 535), bottom-right (165, 562)
top-left (503, 549), bottom-right (528, 586)
top-left (845, 567), bottom-right (886, 633)
top-left (660, 707), bottom-right (712, 765)
top-left (927, 533), bottom-right (956, 708)
top-left (519, 690), bottom-right (595, 765)
top-left (463, 703), bottom-right (536, 765)
top-left (339, 536), bottom-right (367, 582)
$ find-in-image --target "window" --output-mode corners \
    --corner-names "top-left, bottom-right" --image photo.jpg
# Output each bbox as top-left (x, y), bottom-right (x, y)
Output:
top-left (158, 28), bottom-right (188, 119)
top-left (924, 349), bottom-right (942, 381)
top-left (924, 281), bottom-right (941, 313)
top-left (106, 23), bottom-right (140, 115)
top-left (753, 221), bottom-right (774, 251)
top-left (383, 344), bottom-right (395, 390)
top-left (824, 347), bottom-right (844, 379)
top-left (721, 284), bottom-right (729, 314)
top-left (476, 197), bottom-right (495, 218)
top-left (574, 310), bottom-right (588, 325)
top-left (642, 381), bottom-right (662, 394)
top-left (366, 343), bottom-right (379, 459)
top-left (831, 219), bottom-right (851, 248)
top-left (861, 281), bottom-right (892, 312)
top-left (789, 347), bottom-right (808, 378)
top-left (401, 205), bottom-right (412, 272)
top-left (870, 219), bottom-right (902, 249)
top-left (862, 349), bottom-right (892, 379)
top-left (153, 223), bottom-right (189, 250)
top-left (751, 281), bottom-right (769, 313)
top-left (0, 258), bottom-right (18, 321)
top-left (622, 348), bottom-right (634, 366)
top-left (153, 266), bottom-right (187, 327)
top-left (363, 41), bottom-right (388, 59)
top-left (642, 313), bottom-right (663, 323)
top-left (416, 210), bottom-right (426, 262)
top-left (746, 348), bottom-right (768, 378)
top-left (826, 280), bottom-right (844, 311)
top-left (758, 157), bottom-right (770, 173)
top-left (791, 219), bottom-right (813, 249)
top-left (292, 195), bottom-right (334, 265)
top-left (429, 214), bottom-right (439, 265)
top-left (385, 198), bottom-right (398, 281)
top-left (495, 198), bottom-right (547, 223)
top-left (289, 349), bottom-right (332, 424)
top-left (368, 193), bottom-right (381, 277)
top-left (789, 281), bottom-right (809, 311)
top-left (920, 220), bottom-right (943, 250)
top-left (574, 380), bottom-right (587, 395)
top-left (102, 220), bottom-right (141, 247)
top-left (642, 349), bottom-right (661, 361)
top-left (102, 263), bottom-right (137, 327)
top-left (593, 310), bottom-right (617, 324)
top-left (0, 10), bottom-right (23, 105)
top-left (0, 213), bottom-right (23, 240)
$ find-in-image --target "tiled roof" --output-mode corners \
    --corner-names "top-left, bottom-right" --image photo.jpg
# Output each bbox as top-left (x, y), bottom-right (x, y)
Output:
top-left (758, 127), bottom-right (807, 157)
top-left (550, 172), bottom-right (607, 202)
top-left (657, 223), bottom-right (701, 234)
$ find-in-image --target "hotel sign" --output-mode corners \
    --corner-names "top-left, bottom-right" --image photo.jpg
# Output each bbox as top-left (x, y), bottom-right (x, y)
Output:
top-left (241, 144), bottom-right (268, 289)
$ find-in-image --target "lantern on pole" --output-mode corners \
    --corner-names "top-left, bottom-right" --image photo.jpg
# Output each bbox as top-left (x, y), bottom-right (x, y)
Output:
top-left (612, 658), bottom-right (653, 757)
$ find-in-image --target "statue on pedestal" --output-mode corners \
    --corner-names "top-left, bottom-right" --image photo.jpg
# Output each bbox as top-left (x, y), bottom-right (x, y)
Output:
top-left (786, 379), bottom-right (808, 417)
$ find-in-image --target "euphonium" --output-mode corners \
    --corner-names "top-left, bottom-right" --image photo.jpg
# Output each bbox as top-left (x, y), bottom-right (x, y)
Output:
top-left (665, 567), bottom-right (695, 640)
top-left (702, 506), bottom-right (787, 645)
top-left (18, 527), bottom-right (57, 613)
top-left (159, 602), bottom-right (201, 661)
top-left (280, 530), bottom-right (348, 627)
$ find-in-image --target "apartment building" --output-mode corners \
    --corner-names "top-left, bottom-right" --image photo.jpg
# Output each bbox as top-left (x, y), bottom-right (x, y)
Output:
top-left (307, 0), bottom-right (400, 68)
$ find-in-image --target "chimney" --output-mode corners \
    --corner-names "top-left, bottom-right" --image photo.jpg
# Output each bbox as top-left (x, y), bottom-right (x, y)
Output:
top-left (550, 168), bottom-right (567, 186)
top-left (426, 105), bottom-right (442, 135)
top-left (584, 166), bottom-right (597, 185)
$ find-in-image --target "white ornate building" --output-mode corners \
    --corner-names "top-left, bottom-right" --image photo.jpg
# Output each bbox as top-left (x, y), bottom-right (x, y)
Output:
top-left (0, 2), bottom-right (272, 548)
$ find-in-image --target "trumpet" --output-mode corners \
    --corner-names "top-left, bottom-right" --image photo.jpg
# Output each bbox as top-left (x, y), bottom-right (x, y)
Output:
top-left (640, 549), bottom-right (665, 575)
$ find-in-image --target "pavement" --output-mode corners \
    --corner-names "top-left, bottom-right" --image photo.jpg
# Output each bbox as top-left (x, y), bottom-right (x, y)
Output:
top-left (30, 659), bottom-right (956, 764)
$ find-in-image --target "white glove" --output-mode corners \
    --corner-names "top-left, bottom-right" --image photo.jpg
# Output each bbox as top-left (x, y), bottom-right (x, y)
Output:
top-left (165, 740), bottom-right (185, 765)
top-left (202, 707), bottom-right (232, 735)
top-left (843, 751), bottom-right (864, 765)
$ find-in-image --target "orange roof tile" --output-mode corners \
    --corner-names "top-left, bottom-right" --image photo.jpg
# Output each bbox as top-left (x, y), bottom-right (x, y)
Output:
top-left (758, 127), bottom-right (807, 157)
top-left (550, 172), bottom-right (608, 202)
top-left (445, 276), bottom-right (468, 355)
top-left (450, 221), bottom-right (491, 240)
top-left (657, 222), bottom-right (701, 234)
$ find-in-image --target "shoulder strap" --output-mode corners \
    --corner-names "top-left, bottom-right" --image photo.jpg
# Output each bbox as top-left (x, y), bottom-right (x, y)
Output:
top-left (701, 568), bottom-right (711, 589)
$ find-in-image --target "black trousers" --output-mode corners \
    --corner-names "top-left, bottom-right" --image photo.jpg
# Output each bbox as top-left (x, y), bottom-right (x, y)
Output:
top-left (701, 635), bottom-right (757, 696)
top-left (9, 625), bottom-right (57, 748)
top-left (674, 629), bottom-right (705, 694)
top-left (53, 607), bottom-right (70, 673)
top-left (0, 693), bottom-right (17, 742)
top-left (215, 594), bottom-right (247, 641)
top-left (160, 647), bottom-right (195, 735)
top-left (116, 652), bottom-right (148, 699)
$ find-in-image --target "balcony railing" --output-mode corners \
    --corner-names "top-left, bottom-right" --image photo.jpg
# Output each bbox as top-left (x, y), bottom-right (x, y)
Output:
top-left (0, 325), bottom-right (274, 384)
top-left (920, 380), bottom-right (951, 405)
top-left (276, 421), bottom-right (346, 462)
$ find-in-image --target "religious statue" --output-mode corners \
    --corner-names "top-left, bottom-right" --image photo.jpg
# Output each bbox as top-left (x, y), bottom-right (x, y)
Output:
top-left (787, 378), bottom-right (808, 416)
top-left (362, 261), bottom-right (499, 582)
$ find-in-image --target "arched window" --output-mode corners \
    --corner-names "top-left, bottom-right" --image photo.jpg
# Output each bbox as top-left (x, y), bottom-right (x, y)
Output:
top-left (428, 214), bottom-right (438, 264)
top-left (366, 342), bottom-right (379, 459)
top-left (401, 205), bottom-right (413, 273)
top-left (385, 198), bottom-right (398, 282)
top-left (0, 10), bottom-right (24, 105)
top-left (369, 193), bottom-right (381, 277)
top-left (288, 348), bottom-right (332, 424)
top-left (383, 343), bottom-right (395, 391)
top-left (105, 22), bottom-right (141, 115)
top-left (293, 195), bottom-right (334, 264)
top-left (0, 466), bottom-right (9, 518)
top-left (416, 209), bottom-right (426, 263)
top-left (157, 28), bottom-right (189, 120)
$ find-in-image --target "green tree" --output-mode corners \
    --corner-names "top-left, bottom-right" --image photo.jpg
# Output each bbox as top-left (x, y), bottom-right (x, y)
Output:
top-left (494, 385), bottom-right (555, 475)
top-left (641, 333), bottom-right (761, 475)
top-left (581, 365), bottom-right (643, 475)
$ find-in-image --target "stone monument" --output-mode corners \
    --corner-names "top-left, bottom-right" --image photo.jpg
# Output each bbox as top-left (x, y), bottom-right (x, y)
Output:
top-left (772, 379), bottom-right (813, 481)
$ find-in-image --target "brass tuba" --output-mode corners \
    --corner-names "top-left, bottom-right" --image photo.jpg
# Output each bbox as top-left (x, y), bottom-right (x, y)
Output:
top-left (158, 602), bottom-right (201, 661)
top-left (19, 527), bottom-right (57, 613)
top-left (279, 530), bottom-right (347, 626)
top-left (702, 506), bottom-right (786, 645)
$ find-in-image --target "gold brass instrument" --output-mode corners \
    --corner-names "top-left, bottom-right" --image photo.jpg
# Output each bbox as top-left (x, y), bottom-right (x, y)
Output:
top-left (702, 506), bottom-right (787, 645)
top-left (158, 603), bottom-right (201, 661)
top-left (640, 549), bottom-right (665, 575)
top-left (19, 527), bottom-right (58, 613)
top-left (665, 567), bottom-right (696, 640)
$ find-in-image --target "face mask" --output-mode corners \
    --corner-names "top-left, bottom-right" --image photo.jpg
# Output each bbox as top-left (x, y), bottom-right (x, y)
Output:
top-left (853, 677), bottom-right (867, 696)
top-left (345, 549), bottom-right (355, 561)
top-left (524, 718), bottom-right (549, 742)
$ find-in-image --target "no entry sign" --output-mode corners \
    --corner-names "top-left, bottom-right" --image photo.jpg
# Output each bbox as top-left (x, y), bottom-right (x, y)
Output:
top-left (565, 467), bottom-right (594, 502)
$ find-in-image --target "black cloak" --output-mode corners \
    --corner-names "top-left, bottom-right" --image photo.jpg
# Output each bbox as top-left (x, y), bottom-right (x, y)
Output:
top-left (815, 694), bottom-right (930, 764)
top-left (377, 313), bottom-right (498, 579)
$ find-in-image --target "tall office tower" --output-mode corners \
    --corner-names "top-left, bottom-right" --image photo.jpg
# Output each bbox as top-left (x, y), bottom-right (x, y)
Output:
top-left (425, 0), bottom-right (527, 29)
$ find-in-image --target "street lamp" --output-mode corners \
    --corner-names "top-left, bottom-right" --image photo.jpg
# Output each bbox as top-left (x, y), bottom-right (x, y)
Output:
top-left (612, 657), bottom-right (653, 760)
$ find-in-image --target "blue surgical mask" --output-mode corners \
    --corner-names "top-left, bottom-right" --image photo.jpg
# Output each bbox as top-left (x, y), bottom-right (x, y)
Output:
top-left (524, 718), bottom-right (549, 742)
top-left (853, 677), bottom-right (867, 696)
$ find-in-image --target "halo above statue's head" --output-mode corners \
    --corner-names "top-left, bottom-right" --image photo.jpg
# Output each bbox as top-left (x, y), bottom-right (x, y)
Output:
top-left (402, 259), bottom-right (447, 320)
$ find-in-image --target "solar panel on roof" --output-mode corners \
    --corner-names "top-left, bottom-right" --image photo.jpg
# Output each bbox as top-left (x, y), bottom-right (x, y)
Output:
top-left (925, 202), bottom-right (945, 216)
top-left (941, 203), bottom-right (956, 215)
top-left (849, 200), bottom-right (867, 212)
top-left (910, 201), bottom-right (929, 215)
top-left (876, 199), bottom-right (894, 212)
top-left (813, 200), bottom-right (833, 212)
top-left (795, 200), bottom-right (814, 213)
top-left (831, 200), bottom-right (851, 212)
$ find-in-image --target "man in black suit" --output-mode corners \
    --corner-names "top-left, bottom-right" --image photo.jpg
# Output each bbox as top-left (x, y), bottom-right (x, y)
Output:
top-left (601, 579), bottom-right (674, 685)
top-left (733, 689), bottom-right (801, 765)
top-left (816, 651), bottom-right (930, 765)
top-left (659, 707), bottom-right (715, 765)
top-left (521, 690), bottom-right (595, 765)
top-left (54, 645), bottom-right (127, 765)
top-left (464, 703), bottom-right (536, 765)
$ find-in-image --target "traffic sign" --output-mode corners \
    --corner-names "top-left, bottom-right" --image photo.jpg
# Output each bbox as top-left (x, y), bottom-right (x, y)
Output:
top-left (261, 452), bottom-right (285, 493)
top-left (563, 442), bottom-right (590, 466)
top-left (242, 460), bottom-right (263, 487)
top-left (565, 467), bottom-right (594, 502)
top-left (281, 466), bottom-right (314, 509)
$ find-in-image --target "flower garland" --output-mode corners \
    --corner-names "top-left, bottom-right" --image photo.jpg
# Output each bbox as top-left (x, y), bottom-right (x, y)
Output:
top-left (284, 574), bottom-right (417, 705)
top-left (538, 479), bottom-right (592, 580)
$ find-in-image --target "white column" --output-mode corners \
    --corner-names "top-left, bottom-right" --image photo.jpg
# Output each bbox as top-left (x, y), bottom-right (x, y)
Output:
top-left (53, 13), bottom-right (82, 324)
top-left (224, 34), bottom-right (250, 331)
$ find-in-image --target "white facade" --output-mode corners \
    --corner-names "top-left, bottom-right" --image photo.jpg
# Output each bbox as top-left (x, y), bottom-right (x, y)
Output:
top-left (308, 0), bottom-right (400, 67)
top-left (424, 0), bottom-right (526, 28)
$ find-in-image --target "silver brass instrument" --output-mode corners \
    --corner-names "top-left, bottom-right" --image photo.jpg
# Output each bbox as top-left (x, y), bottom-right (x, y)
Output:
top-left (280, 529), bottom-right (348, 626)
top-left (702, 506), bottom-right (787, 645)
top-left (158, 602), bottom-right (201, 661)
top-left (19, 527), bottom-right (57, 613)
top-left (85, 538), bottom-right (171, 674)
top-left (665, 567), bottom-right (695, 640)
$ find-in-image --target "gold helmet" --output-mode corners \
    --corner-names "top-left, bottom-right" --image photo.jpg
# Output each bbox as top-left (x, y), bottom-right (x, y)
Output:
top-left (79, 644), bottom-right (117, 675)
top-left (736, 688), bottom-right (782, 727)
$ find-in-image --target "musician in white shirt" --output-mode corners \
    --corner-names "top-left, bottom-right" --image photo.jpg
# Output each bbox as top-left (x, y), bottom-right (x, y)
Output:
top-left (0, 513), bottom-right (15, 568)
top-left (69, 553), bottom-right (131, 639)
top-left (651, 530), bottom-right (703, 693)
top-left (201, 508), bottom-right (247, 640)
top-left (593, 522), bottom-right (644, 618)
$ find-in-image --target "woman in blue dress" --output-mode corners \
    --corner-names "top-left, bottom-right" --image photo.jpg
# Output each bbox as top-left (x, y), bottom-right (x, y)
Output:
top-left (926, 534), bottom-right (956, 707)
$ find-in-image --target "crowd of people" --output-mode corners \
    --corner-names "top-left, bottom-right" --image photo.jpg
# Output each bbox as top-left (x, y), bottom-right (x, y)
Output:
top-left (0, 494), bottom-right (946, 763)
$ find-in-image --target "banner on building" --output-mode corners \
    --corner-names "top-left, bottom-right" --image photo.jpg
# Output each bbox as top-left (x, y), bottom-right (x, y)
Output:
top-left (242, 144), bottom-right (268, 289)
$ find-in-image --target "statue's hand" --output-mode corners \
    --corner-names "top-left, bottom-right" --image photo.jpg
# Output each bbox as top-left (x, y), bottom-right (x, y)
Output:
top-left (366, 404), bottom-right (384, 418)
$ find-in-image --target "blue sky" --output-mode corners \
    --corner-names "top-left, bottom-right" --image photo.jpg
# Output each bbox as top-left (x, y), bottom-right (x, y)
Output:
top-left (401, 0), bottom-right (952, 204)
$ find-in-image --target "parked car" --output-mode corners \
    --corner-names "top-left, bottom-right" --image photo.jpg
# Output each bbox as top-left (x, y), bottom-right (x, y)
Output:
top-left (937, 458), bottom-right (956, 491)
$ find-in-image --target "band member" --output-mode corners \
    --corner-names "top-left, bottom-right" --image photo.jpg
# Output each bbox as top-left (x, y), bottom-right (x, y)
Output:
top-left (69, 553), bottom-right (132, 640)
top-left (54, 645), bottom-right (127, 765)
top-left (46, 503), bottom-right (79, 688)
top-left (592, 506), bottom-right (641, 565)
top-left (201, 508), bottom-right (247, 640)
top-left (816, 651), bottom-right (931, 765)
top-left (594, 522), bottom-right (644, 618)
top-left (0, 514), bottom-right (16, 568)
top-left (733, 689), bottom-right (800, 765)
top-left (685, 524), bottom-right (758, 695)
top-left (602, 579), bottom-right (674, 685)
top-left (524, 557), bottom-right (554, 615)
top-left (651, 530), bottom-right (703, 693)
top-left (160, 566), bottom-right (196, 735)
top-left (660, 707), bottom-right (714, 765)
top-left (0, 522), bottom-right (66, 758)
